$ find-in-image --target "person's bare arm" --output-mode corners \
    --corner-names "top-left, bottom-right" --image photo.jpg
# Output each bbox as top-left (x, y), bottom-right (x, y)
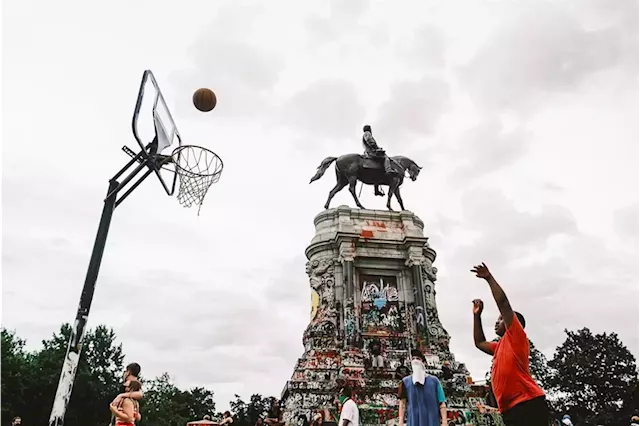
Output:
top-left (472, 263), bottom-right (515, 329)
top-left (398, 399), bottom-right (407, 426)
top-left (123, 390), bottom-right (143, 400)
top-left (439, 402), bottom-right (447, 426)
top-left (472, 299), bottom-right (495, 355)
top-left (110, 399), bottom-right (134, 422)
top-left (112, 390), bottom-right (142, 405)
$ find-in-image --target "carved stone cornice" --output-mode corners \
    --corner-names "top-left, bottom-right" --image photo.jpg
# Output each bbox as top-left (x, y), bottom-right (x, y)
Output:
top-left (423, 243), bottom-right (437, 263)
top-left (337, 239), bottom-right (356, 263)
top-left (404, 255), bottom-right (424, 268)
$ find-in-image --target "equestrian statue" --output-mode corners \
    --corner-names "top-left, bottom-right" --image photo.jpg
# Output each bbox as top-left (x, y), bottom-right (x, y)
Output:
top-left (309, 125), bottom-right (422, 211)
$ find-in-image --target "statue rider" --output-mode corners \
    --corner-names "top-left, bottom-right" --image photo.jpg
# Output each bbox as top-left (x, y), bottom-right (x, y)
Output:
top-left (362, 125), bottom-right (398, 196)
top-left (362, 125), bottom-right (397, 176)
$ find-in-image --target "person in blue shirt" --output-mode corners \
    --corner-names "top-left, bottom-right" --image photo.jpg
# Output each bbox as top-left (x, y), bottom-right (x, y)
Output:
top-left (398, 349), bottom-right (447, 426)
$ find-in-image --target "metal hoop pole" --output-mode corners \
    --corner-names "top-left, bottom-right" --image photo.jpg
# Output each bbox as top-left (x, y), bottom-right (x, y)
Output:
top-left (49, 151), bottom-right (158, 426)
top-left (49, 179), bottom-right (118, 426)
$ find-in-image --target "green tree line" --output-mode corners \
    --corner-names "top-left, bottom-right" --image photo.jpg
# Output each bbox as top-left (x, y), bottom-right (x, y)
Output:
top-left (1, 325), bottom-right (276, 426)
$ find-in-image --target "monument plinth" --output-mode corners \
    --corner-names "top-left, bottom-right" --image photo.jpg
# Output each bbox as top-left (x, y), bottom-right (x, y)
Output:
top-left (281, 206), bottom-right (499, 426)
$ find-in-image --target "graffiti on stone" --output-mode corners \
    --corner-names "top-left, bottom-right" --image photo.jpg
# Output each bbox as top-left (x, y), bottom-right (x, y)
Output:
top-left (360, 407), bottom-right (399, 426)
top-left (282, 218), bottom-right (503, 426)
top-left (361, 279), bottom-right (399, 303)
top-left (344, 297), bottom-right (357, 346)
top-left (306, 258), bottom-right (338, 328)
top-left (360, 275), bottom-right (402, 333)
top-left (343, 367), bottom-right (364, 380)
top-left (310, 335), bottom-right (336, 349)
top-left (415, 306), bottom-right (425, 328)
top-left (341, 351), bottom-right (364, 367)
top-left (446, 409), bottom-right (476, 425)
top-left (443, 409), bottom-right (504, 426)
top-left (425, 354), bottom-right (440, 368)
top-left (311, 288), bottom-right (320, 321)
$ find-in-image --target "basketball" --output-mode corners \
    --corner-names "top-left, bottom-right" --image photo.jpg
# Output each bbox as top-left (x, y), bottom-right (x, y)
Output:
top-left (192, 88), bottom-right (217, 112)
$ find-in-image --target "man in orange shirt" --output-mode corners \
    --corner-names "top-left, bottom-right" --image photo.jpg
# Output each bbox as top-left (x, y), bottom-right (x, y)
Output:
top-left (471, 263), bottom-right (548, 426)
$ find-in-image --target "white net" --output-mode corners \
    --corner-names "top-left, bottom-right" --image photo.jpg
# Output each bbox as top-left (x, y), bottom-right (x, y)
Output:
top-left (171, 145), bottom-right (223, 215)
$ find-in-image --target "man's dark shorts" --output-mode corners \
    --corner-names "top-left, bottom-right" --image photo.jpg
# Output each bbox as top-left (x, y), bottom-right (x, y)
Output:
top-left (501, 396), bottom-right (549, 426)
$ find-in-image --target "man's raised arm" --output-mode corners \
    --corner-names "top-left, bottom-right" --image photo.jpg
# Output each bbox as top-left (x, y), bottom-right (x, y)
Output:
top-left (471, 263), bottom-right (515, 329)
top-left (472, 299), bottom-right (494, 355)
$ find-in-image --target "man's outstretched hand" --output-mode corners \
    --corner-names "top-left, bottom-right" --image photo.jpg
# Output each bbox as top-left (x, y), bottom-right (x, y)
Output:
top-left (471, 263), bottom-right (492, 280)
top-left (472, 299), bottom-right (484, 315)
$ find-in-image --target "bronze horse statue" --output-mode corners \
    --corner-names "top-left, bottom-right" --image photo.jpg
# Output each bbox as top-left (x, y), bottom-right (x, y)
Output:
top-left (309, 154), bottom-right (422, 211)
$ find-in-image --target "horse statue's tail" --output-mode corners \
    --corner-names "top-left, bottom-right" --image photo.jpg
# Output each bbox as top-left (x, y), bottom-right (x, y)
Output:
top-left (309, 157), bottom-right (337, 183)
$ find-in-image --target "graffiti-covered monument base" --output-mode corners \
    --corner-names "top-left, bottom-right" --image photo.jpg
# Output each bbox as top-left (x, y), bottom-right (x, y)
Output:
top-left (280, 206), bottom-right (503, 426)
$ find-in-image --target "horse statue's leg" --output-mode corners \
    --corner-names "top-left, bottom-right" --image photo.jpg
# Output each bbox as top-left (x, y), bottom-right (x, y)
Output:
top-left (387, 178), bottom-right (401, 211)
top-left (347, 176), bottom-right (365, 209)
top-left (394, 187), bottom-right (406, 211)
top-left (324, 175), bottom-right (348, 209)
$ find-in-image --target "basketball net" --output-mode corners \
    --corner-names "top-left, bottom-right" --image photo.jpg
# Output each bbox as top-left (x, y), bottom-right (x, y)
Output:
top-left (171, 145), bottom-right (223, 215)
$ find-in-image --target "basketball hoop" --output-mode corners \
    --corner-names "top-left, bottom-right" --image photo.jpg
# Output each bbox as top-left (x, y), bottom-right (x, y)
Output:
top-left (171, 145), bottom-right (223, 214)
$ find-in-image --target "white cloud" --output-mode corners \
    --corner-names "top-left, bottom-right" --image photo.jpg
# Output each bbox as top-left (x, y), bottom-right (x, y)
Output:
top-left (449, 118), bottom-right (532, 184)
top-left (375, 76), bottom-right (451, 141)
top-left (613, 203), bottom-right (639, 244)
top-left (393, 24), bottom-right (447, 70)
top-left (458, 0), bottom-right (638, 113)
top-left (279, 79), bottom-right (366, 141)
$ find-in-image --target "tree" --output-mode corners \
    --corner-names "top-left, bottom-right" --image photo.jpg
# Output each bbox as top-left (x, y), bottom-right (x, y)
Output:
top-left (528, 339), bottom-right (552, 391)
top-left (230, 394), bottom-right (275, 426)
top-left (1, 324), bottom-right (218, 426)
top-left (67, 325), bottom-right (125, 424)
top-left (548, 327), bottom-right (639, 426)
top-left (1, 329), bottom-right (33, 421)
top-left (25, 324), bottom-right (73, 424)
top-left (141, 373), bottom-right (216, 426)
top-left (2, 324), bottom-right (126, 426)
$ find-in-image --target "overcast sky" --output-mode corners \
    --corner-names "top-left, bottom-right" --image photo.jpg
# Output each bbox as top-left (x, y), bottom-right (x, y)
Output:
top-left (2, 0), bottom-right (638, 411)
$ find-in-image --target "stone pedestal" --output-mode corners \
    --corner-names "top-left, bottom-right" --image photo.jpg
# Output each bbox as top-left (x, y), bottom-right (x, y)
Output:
top-left (280, 206), bottom-right (502, 426)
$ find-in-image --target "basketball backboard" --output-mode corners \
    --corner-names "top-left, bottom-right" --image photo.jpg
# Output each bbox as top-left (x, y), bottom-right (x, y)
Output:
top-left (130, 70), bottom-right (182, 195)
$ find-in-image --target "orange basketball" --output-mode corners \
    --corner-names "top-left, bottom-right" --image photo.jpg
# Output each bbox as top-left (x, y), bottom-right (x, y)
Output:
top-left (192, 88), bottom-right (217, 112)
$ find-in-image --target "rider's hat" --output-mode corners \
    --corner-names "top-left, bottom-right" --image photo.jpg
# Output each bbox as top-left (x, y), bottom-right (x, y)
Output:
top-left (363, 125), bottom-right (372, 132)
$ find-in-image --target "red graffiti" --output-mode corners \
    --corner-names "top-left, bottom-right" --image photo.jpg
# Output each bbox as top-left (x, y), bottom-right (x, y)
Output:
top-left (374, 408), bottom-right (397, 424)
top-left (366, 220), bottom-right (387, 229)
top-left (446, 409), bottom-right (469, 425)
top-left (360, 230), bottom-right (374, 239)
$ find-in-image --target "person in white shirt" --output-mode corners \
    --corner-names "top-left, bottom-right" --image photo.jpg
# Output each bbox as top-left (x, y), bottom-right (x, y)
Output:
top-left (338, 386), bottom-right (359, 426)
